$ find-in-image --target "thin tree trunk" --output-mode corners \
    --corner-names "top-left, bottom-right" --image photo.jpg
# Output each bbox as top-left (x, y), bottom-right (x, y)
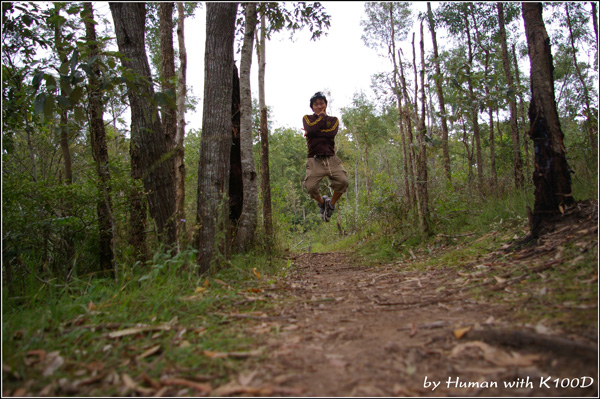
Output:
top-left (411, 33), bottom-right (425, 232)
top-left (196, 2), bottom-right (237, 273)
top-left (84, 2), bottom-right (115, 276)
top-left (591, 2), bottom-right (598, 58)
top-left (398, 49), bottom-right (416, 208)
top-left (257, 12), bottom-right (273, 253)
top-left (427, 2), bottom-right (451, 183)
top-left (110, 2), bottom-right (177, 248)
top-left (464, 9), bottom-right (483, 193)
top-left (233, 2), bottom-right (259, 253)
top-left (498, 2), bottom-right (524, 189)
top-left (522, 2), bottom-right (575, 238)
top-left (175, 2), bottom-right (187, 247)
top-left (417, 21), bottom-right (430, 235)
top-left (513, 43), bottom-right (530, 176)
top-left (160, 3), bottom-right (176, 147)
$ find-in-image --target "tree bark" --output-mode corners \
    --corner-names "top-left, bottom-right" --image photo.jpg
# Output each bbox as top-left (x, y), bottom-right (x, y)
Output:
top-left (498, 2), bottom-right (524, 189)
top-left (110, 2), bottom-right (177, 248)
top-left (160, 3), bottom-right (176, 147)
top-left (196, 2), bottom-right (237, 273)
top-left (463, 9), bottom-right (483, 193)
top-left (417, 21), bottom-right (430, 235)
top-left (233, 2), bottom-right (259, 253)
top-left (84, 2), bottom-right (115, 276)
top-left (426, 2), bottom-right (451, 183)
top-left (257, 11), bottom-right (273, 253)
top-left (175, 2), bottom-right (187, 247)
top-left (522, 2), bottom-right (575, 238)
top-left (398, 49), bottom-right (416, 209)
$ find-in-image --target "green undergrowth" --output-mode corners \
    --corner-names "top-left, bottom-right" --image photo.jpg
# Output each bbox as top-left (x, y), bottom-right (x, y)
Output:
top-left (2, 249), bottom-right (289, 395)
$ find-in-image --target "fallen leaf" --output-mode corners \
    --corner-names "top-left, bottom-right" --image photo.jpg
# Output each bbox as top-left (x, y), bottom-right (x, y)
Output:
top-left (195, 286), bottom-right (207, 294)
top-left (87, 301), bottom-right (96, 312)
top-left (42, 351), bottom-right (64, 377)
top-left (453, 326), bottom-right (472, 339)
top-left (107, 325), bottom-right (169, 339)
top-left (203, 278), bottom-right (210, 287)
top-left (493, 275), bottom-right (506, 284)
top-left (252, 268), bottom-right (261, 279)
top-left (136, 344), bottom-right (161, 360)
top-left (409, 322), bottom-right (418, 337)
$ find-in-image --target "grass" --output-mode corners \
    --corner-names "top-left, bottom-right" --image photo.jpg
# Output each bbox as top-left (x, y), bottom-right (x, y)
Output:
top-left (2, 248), bottom-right (286, 396)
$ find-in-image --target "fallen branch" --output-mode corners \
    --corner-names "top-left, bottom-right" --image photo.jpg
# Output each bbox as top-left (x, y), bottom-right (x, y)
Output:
top-left (463, 329), bottom-right (598, 363)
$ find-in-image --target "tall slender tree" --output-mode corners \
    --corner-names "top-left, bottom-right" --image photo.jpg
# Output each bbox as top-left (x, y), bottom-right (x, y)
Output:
top-left (522, 2), bottom-right (575, 238)
top-left (175, 2), bottom-right (187, 247)
top-left (196, 2), bottom-right (238, 273)
top-left (233, 2), bottom-right (259, 253)
top-left (426, 2), bottom-right (451, 183)
top-left (110, 2), bottom-right (177, 249)
top-left (83, 2), bottom-right (115, 276)
top-left (498, 2), bottom-right (524, 189)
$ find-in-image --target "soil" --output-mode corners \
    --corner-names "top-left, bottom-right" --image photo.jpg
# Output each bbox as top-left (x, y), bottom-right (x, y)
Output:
top-left (220, 201), bottom-right (598, 397)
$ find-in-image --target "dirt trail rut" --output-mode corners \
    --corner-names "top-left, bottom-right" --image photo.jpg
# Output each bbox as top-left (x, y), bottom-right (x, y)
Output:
top-left (235, 251), bottom-right (597, 397)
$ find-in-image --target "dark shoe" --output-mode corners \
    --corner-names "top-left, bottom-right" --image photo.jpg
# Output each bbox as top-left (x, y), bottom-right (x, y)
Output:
top-left (319, 197), bottom-right (328, 221)
top-left (324, 198), bottom-right (335, 222)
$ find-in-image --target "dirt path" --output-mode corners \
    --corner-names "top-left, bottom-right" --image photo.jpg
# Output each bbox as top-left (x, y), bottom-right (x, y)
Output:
top-left (223, 245), bottom-right (597, 396)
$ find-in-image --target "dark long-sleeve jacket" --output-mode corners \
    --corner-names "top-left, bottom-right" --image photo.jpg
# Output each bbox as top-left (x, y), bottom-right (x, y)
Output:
top-left (302, 113), bottom-right (339, 158)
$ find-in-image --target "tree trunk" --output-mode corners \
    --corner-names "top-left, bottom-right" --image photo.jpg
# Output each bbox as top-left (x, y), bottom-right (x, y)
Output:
top-left (513, 43), bottom-right (531, 177)
top-left (175, 2), bottom-right (187, 247)
top-left (257, 12), bottom-right (273, 253)
top-left (411, 33), bottom-right (425, 231)
top-left (464, 10), bottom-right (483, 193)
top-left (196, 2), bottom-right (237, 273)
top-left (160, 3), bottom-right (176, 147)
top-left (522, 2), bottom-right (575, 238)
top-left (229, 62), bottom-right (243, 254)
top-left (427, 2), bottom-right (451, 183)
top-left (398, 49), bottom-right (416, 208)
top-left (233, 2), bottom-right (258, 253)
top-left (110, 2), bottom-right (177, 248)
top-left (498, 3), bottom-right (524, 189)
top-left (417, 21), bottom-right (430, 235)
top-left (84, 2), bottom-right (115, 276)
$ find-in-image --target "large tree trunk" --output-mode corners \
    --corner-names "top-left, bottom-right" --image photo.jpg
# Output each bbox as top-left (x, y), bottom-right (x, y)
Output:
top-left (426, 2), bottom-right (451, 184)
top-left (257, 12), bottom-right (273, 253)
top-left (522, 2), bottom-right (575, 238)
top-left (110, 2), bottom-right (177, 248)
top-left (233, 2), bottom-right (259, 253)
top-left (175, 2), bottom-right (187, 247)
top-left (498, 3), bottom-right (524, 189)
top-left (84, 2), bottom-right (115, 276)
top-left (196, 2), bottom-right (237, 273)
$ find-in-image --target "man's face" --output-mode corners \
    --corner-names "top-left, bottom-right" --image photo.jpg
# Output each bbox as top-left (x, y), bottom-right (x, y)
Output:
top-left (312, 98), bottom-right (327, 115)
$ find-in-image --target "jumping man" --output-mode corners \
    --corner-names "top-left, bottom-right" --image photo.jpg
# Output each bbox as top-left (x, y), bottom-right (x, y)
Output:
top-left (302, 92), bottom-right (349, 222)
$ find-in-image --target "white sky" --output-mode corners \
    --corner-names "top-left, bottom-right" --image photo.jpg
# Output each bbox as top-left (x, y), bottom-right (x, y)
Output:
top-left (185, 2), bottom-right (430, 132)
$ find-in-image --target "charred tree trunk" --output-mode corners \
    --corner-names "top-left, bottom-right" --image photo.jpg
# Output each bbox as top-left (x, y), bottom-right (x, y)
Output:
top-left (110, 2), bottom-right (177, 248)
top-left (84, 2), bottom-right (115, 276)
top-left (229, 63), bottom-right (243, 253)
top-left (233, 2), bottom-right (259, 253)
top-left (522, 2), bottom-right (575, 238)
top-left (196, 2), bottom-right (238, 273)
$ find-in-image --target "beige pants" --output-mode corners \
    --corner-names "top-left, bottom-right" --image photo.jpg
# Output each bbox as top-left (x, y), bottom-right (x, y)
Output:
top-left (303, 155), bottom-right (349, 200)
